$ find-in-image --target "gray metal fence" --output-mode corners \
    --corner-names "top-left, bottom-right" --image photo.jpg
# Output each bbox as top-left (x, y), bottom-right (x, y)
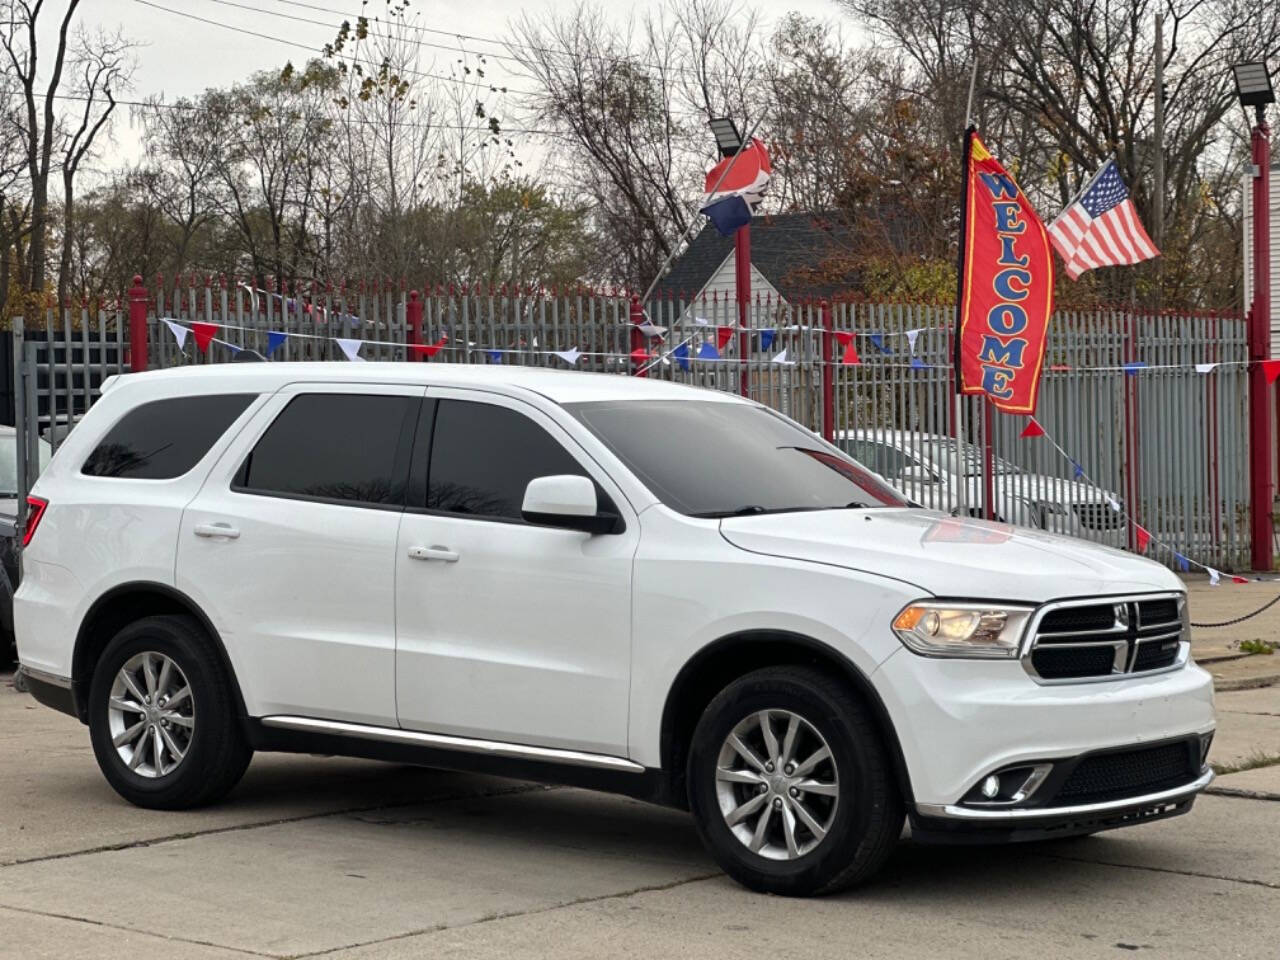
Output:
top-left (9, 283), bottom-right (1253, 571)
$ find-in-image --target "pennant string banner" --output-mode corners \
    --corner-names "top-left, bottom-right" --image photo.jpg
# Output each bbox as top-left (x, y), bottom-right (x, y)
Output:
top-left (1020, 415), bottom-right (1259, 584)
top-left (156, 318), bottom-right (1265, 377)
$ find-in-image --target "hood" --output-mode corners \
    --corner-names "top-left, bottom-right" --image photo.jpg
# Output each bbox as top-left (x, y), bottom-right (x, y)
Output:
top-left (719, 508), bottom-right (1180, 602)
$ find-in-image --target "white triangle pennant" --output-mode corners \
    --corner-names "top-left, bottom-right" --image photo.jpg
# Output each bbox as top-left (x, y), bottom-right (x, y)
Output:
top-left (905, 328), bottom-right (922, 353)
top-left (771, 348), bottom-right (795, 365)
top-left (1207, 567), bottom-right (1221, 586)
top-left (1105, 495), bottom-right (1122, 513)
top-left (553, 347), bottom-right (582, 366)
top-left (162, 318), bottom-right (189, 349)
top-left (693, 316), bottom-right (711, 326)
top-left (637, 322), bottom-right (666, 337)
top-left (1194, 362), bottom-right (1218, 374)
top-left (335, 338), bottom-right (365, 362)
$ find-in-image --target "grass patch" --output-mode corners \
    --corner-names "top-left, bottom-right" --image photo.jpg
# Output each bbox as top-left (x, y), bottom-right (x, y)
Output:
top-left (1211, 751), bottom-right (1280, 775)
top-left (1238, 639), bottom-right (1277, 656)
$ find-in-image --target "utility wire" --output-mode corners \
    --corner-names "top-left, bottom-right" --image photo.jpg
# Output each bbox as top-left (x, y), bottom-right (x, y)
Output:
top-left (133, 0), bottom-right (537, 96)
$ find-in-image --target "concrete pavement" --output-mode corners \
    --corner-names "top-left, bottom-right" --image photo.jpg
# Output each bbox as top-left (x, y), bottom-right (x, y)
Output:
top-left (2, 671), bottom-right (1279, 959)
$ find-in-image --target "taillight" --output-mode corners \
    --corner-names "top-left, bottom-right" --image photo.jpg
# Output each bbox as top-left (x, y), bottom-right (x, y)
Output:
top-left (23, 496), bottom-right (48, 547)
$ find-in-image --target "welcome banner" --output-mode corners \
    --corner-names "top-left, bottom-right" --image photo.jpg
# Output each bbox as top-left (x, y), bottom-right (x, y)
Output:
top-left (956, 129), bottom-right (1055, 414)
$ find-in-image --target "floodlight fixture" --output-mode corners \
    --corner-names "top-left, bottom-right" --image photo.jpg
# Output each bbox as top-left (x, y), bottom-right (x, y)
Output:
top-left (1233, 61), bottom-right (1275, 114)
top-left (708, 116), bottom-right (743, 157)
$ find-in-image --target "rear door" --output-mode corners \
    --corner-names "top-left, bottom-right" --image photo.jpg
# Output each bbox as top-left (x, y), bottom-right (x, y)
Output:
top-left (177, 383), bottom-right (422, 726)
top-left (394, 389), bottom-right (637, 756)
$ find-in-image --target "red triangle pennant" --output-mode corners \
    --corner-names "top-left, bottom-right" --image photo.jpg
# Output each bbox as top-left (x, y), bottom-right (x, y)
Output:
top-left (841, 341), bottom-right (860, 365)
top-left (1019, 417), bottom-right (1046, 438)
top-left (191, 322), bottom-right (219, 353)
top-left (716, 326), bottom-right (736, 350)
top-left (1263, 359), bottom-right (1280, 384)
top-left (1231, 575), bottom-right (1251, 584)
top-left (834, 331), bottom-right (854, 346)
top-left (408, 335), bottom-right (448, 359)
top-left (630, 347), bottom-right (652, 363)
top-left (1134, 525), bottom-right (1151, 552)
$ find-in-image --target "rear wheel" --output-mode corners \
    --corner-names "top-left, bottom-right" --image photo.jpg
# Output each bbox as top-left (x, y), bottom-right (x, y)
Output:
top-left (88, 615), bottom-right (251, 809)
top-left (687, 665), bottom-right (903, 896)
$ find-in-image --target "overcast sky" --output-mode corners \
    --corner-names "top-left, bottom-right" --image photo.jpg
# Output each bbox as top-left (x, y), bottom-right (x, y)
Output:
top-left (62, 0), bottom-right (847, 169)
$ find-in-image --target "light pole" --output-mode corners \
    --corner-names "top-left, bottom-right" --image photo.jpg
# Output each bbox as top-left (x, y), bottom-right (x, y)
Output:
top-left (1233, 61), bottom-right (1275, 570)
top-left (709, 117), bottom-right (751, 397)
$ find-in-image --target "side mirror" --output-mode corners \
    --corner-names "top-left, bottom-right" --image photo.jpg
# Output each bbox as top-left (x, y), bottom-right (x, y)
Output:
top-left (521, 475), bottom-right (621, 534)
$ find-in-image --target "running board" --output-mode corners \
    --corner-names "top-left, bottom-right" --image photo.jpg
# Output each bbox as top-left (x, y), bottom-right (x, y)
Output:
top-left (259, 716), bottom-right (645, 774)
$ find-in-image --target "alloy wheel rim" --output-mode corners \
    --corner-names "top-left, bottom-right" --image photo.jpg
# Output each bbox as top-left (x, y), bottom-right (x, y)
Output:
top-left (714, 709), bottom-right (840, 861)
top-left (107, 651), bottom-right (195, 779)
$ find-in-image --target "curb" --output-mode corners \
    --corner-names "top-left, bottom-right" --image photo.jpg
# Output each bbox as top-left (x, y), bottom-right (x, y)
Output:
top-left (1212, 672), bottom-right (1280, 692)
top-left (1205, 785), bottom-right (1280, 802)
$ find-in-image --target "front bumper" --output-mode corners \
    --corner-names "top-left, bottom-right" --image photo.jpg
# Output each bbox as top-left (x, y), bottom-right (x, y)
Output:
top-left (873, 645), bottom-right (1216, 810)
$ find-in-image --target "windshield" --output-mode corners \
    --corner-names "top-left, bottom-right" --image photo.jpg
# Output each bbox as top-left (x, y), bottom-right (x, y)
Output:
top-left (917, 438), bottom-right (1020, 477)
top-left (0, 437), bottom-right (51, 497)
top-left (567, 400), bottom-right (907, 517)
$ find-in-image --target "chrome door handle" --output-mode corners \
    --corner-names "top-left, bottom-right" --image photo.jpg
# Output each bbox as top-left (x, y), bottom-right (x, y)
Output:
top-left (408, 545), bottom-right (459, 563)
top-left (193, 522), bottom-right (240, 539)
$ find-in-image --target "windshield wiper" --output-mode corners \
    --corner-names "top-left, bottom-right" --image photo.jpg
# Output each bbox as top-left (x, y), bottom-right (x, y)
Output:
top-left (692, 505), bottom-right (769, 519)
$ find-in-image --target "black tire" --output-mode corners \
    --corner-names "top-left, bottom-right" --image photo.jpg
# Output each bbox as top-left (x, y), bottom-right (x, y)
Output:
top-left (88, 614), bottom-right (252, 809)
top-left (687, 665), bottom-right (903, 896)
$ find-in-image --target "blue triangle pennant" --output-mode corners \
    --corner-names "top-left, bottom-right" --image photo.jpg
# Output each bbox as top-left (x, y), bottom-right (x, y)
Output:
top-left (673, 343), bottom-right (690, 371)
top-left (266, 330), bottom-right (288, 356)
top-left (487, 349), bottom-right (503, 364)
top-left (1123, 361), bottom-right (1146, 376)
top-left (759, 329), bottom-right (775, 351)
top-left (1071, 460), bottom-right (1085, 479)
top-left (869, 333), bottom-right (892, 354)
top-left (910, 357), bottom-right (928, 371)
top-left (1174, 552), bottom-right (1190, 572)
top-left (698, 342), bottom-right (719, 361)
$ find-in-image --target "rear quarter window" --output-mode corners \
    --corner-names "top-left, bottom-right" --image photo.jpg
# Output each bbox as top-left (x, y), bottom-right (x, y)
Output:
top-left (81, 394), bottom-right (256, 480)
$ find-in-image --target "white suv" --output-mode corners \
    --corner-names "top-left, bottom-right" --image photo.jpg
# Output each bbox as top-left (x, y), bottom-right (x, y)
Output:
top-left (15, 364), bottom-right (1215, 896)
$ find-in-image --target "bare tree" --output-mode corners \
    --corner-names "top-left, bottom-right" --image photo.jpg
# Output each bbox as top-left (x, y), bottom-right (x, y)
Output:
top-left (510, 0), bottom-right (761, 287)
top-left (55, 26), bottom-right (133, 306)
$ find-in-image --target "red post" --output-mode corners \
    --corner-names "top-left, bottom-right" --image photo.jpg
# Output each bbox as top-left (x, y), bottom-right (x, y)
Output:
top-left (1249, 113), bottom-right (1273, 571)
top-left (735, 225), bottom-right (751, 397)
top-left (630, 295), bottom-right (647, 377)
top-left (406, 289), bottom-right (423, 360)
top-left (820, 299), bottom-right (834, 442)
top-left (127, 274), bottom-right (149, 373)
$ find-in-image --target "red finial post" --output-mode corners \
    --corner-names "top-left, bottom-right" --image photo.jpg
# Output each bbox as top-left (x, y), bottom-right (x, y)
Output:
top-left (128, 274), bottom-right (149, 373)
top-left (820, 299), bottom-right (834, 442)
top-left (406, 290), bottom-right (424, 360)
top-left (629, 295), bottom-right (646, 377)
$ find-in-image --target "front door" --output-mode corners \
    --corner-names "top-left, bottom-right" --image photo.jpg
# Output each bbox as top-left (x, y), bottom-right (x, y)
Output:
top-left (177, 384), bottom-right (422, 726)
top-left (395, 389), bottom-right (637, 757)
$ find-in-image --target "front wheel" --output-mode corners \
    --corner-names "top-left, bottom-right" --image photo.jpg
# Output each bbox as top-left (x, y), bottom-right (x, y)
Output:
top-left (687, 666), bottom-right (903, 896)
top-left (88, 614), bottom-right (252, 809)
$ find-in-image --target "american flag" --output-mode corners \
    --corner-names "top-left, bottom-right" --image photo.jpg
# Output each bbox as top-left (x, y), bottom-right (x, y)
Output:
top-left (1047, 160), bottom-right (1159, 279)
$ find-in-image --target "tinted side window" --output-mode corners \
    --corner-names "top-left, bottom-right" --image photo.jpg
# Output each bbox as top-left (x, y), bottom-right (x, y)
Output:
top-left (238, 393), bottom-right (417, 506)
top-left (428, 400), bottom-right (586, 520)
top-left (82, 394), bottom-right (255, 479)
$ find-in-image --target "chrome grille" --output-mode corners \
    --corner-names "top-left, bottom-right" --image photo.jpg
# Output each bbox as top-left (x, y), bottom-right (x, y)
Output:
top-left (1024, 592), bottom-right (1187, 683)
top-left (1072, 503), bottom-right (1125, 530)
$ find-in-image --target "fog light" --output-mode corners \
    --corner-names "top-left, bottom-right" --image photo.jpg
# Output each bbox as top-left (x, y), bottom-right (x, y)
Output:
top-left (981, 775), bottom-right (1001, 799)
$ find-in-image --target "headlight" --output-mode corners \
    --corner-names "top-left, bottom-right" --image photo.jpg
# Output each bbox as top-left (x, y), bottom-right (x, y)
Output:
top-left (892, 602), bottom-right (1034, 659)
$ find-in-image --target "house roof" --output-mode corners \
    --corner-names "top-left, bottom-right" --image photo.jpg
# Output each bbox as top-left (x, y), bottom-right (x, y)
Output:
top-left (651, 212), bottom-right (856, 302)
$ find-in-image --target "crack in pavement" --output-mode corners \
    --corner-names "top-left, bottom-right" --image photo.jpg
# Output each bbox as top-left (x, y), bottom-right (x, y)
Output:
top-left (1033, 850), bottom-right (1280, 890)
top-left (282, 872), bottom-right (725, 959)
top-left (0, 782), bottom-right (555, 870)
top-left (0, 903), bottom-right (276, 958)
